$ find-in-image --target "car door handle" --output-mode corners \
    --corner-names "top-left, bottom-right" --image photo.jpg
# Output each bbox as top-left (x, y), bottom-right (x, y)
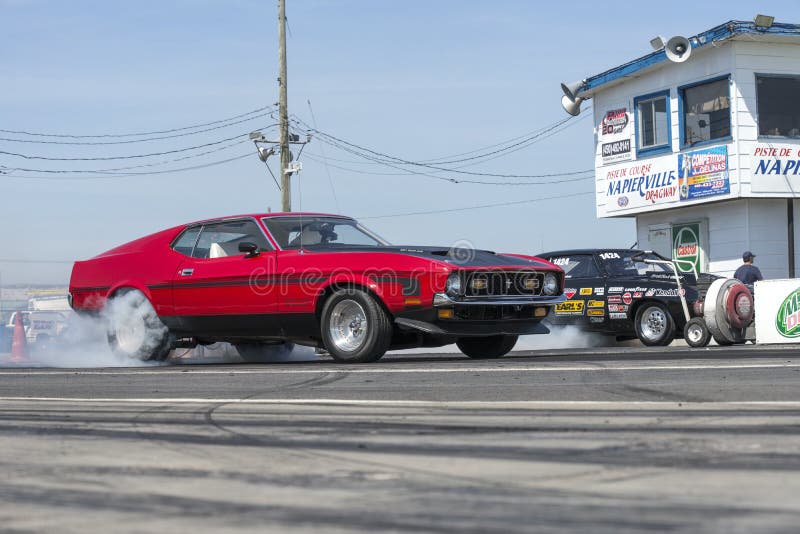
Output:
top-left (180, 268), bottom-right (194, 277)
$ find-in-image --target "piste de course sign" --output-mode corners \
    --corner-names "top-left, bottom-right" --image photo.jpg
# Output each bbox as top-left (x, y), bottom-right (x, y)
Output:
top-left (776, 288), bottom-right (800, 338)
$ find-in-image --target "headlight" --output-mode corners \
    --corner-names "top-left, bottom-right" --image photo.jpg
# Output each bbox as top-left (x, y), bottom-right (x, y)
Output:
top-left (542, 272), bottom-right (558, 296)
top-left (445, 272), bottom-right (462, 297)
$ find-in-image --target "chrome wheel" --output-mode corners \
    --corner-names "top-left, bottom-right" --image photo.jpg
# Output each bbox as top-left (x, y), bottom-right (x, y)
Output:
top-left (329, 299), bottom-right (368, 353)
top-left (686, 323), bottom-right (704, 344)
top-left (115, 311), bottom-right (147, 354)
top-left (639, 306), bottom-right (668, 342)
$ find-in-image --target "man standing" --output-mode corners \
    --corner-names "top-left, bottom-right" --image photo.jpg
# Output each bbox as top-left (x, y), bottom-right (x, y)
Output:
top-left (734, 251), bottom-right (764, 285)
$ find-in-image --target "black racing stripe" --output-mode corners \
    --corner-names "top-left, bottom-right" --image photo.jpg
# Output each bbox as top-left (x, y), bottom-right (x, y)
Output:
top-left (371, 276), bottom-right (421, 296)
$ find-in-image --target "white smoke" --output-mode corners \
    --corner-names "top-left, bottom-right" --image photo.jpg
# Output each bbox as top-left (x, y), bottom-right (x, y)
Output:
top-left (1, 290), bottom-right (317, 368)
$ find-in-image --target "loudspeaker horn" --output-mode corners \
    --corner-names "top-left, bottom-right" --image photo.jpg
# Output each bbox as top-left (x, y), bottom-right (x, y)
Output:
top-left (665, 35), bottom-right (692, 63)
top-left (561, 95), bottom-right (584, 117)
top-left (560, 80), bottom-right (584, 101)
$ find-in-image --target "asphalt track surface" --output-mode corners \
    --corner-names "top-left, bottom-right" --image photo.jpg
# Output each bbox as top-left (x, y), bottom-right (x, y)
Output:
top-left (1, 345), bottom-right (799, 533)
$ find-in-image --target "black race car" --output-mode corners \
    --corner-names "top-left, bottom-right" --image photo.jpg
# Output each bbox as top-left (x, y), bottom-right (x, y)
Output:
top-left (537, 249), bottom-right (717, 346)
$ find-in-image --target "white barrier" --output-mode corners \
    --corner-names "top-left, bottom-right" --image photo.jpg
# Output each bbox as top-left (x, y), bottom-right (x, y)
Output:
top-left (754, 279), bottom-right (800, 344)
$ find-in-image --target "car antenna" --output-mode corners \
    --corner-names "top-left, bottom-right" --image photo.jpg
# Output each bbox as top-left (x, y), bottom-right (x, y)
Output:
top-left (629, 241), bottom-right (638, 249)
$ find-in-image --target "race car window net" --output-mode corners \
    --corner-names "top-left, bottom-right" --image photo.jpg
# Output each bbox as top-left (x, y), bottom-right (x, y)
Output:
top-left (549, 255), bottom-right (600, 279)
top-left (602, 252), bottom-right (672, 276)
top-left (263, 217), bottom-right (389, 249)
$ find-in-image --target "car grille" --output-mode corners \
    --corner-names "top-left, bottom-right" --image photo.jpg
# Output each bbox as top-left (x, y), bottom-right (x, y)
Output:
top-left (463, 270), bottom-right (544, 297)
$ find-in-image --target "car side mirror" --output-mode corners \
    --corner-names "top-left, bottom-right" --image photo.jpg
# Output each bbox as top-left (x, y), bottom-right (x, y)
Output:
top-left (238, 242), bottom-right (260, 258)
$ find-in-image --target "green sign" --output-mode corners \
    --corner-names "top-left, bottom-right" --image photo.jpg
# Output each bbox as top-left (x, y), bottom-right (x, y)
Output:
top-left (776, 288), bottom-right (800, 338)
top-left (672, 222), bottom-right (701, 274)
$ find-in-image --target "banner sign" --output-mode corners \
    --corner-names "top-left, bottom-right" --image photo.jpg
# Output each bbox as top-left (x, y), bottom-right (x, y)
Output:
top-left (754, 279), bottom-right (800, 344)
top-left (598, 106), bottom-right (632, 165)
top-left (750, 142), bottom-right (800, 194)
top-left (677, 146), bottom-right (730, 200)
top-left (603, 159), bottom-right (678, 212)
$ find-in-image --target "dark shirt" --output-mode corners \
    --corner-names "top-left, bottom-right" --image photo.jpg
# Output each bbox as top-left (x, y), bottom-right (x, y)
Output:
top-left (733, 264), bottom-right (763, 285)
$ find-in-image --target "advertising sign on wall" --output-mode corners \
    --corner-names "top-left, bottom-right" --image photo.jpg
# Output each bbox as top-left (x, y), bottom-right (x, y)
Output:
top-left (598, 106), bottom-right (632, 165)
top-left (671, 222), bottom-right (702, 274)
top-left (750, 142), bottom-right (800, 194)
top-left (678, 146), bottom-right (730, 200)
top-left (602, 157), bottom-right (678, 213)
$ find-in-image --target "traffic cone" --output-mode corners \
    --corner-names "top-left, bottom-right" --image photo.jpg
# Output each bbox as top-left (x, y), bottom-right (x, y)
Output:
top-left (11, 311), bottom-right (29, 364)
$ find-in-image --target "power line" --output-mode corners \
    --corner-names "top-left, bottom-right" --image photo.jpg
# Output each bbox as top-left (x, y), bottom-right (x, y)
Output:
top-left (0, 105), bottom-right (276, 139)
top-left (307, 99), bottom-right (340, 212)
top-left (0, 111), bottom-right (275, 146)
top-left (0, 125), bottom-right (277, 162)
top-left (2, 152), bottom-right (254, 180)
top-left (296, 118), bottom-right (591, 179)
top-left (358, 191), bottom-right (594, 219)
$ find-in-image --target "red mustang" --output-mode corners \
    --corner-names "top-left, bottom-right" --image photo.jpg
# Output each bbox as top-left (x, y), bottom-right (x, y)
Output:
top-left (69, 213), bottom-right (565, 363)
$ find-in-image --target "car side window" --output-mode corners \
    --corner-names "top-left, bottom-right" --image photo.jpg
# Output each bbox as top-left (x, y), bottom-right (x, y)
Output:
top-left (193, 220), bottom-right (271, 259)
top-left (549, 255), bottom-right (601, 279)
top-left (172, 227), bottom-right (201, 257)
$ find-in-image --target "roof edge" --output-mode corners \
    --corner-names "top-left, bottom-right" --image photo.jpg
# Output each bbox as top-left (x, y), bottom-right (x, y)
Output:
top-left (580, 20), bottom-right (800, 96)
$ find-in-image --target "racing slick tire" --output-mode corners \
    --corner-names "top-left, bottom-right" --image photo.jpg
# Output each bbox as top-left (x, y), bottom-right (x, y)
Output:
top-left (321, 288), bottom-right (392, 363)
top-left (634, 302), bottom-right (675, 347)
top-left (683, 317), bottom-right (711, 348)
top-left (106, 290), bottom-right (171, 362)
top-left (456, 335), bottom-right (518, 359)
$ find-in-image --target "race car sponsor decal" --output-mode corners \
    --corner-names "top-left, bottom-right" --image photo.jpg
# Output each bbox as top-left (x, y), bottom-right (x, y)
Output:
top-left (580, 288), bottom-right (592, 296)
top-left (776, 287), bottom-right (800, 338)
top-left (589, 316), bottom-right (605, 323)
top-left (608, 286), bottom-right (623, 293)
top-left (564, 288), bottom-right (577, 299)
top-left (645, 288), bottom-right (655, 297)
top-left (588, 300), bottom-right (605, 308)
top-left (648, 288), bottom-right (684, 297)
top-left (634, 292), bottom-right (643, 298)
top-left (594, 287), bottom-right (604, 296)
top-left (609, 312), bottom-right (628, 319)
top-left (624, 287), bottom-right (648, 293)
top-left (599, 252), bottom-right (620, 260)
top-left (555, 301), bottom-right (584, 315)
top-left (551, 257), bottom-right (569, 266)
top-left (608, 304), bottom-right (629, 313)
top-left (622, 292), bottom-right (633, 305)
top-left (607, 295), bottom-right (622, 304)
top-left (587, 309), bottom-right (605, 317)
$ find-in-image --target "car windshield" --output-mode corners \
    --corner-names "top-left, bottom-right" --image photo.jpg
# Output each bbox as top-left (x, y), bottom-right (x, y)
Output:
top-left (599, 251), bottom-right (674, 277)
top-left (263, 216), bottom-right (389, 249)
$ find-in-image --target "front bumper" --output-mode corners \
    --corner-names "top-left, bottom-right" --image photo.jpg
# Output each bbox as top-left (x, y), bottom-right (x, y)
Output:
top-left (395, 293), bottom-right (566, 337)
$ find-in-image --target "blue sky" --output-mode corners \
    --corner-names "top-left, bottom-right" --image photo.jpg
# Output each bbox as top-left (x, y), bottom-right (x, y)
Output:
top-left (2, 0), bottom-right (798, 284)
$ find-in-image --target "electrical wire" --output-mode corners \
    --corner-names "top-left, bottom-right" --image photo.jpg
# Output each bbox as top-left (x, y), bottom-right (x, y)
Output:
top-left (294, 116), bottom-right (592, 179)
top-left (0, 105), bottom-right (276, 139)
top-left (307, 99), bottom-right (340, 212)
top-left (358, 191), bottom-right (594, 219)
top-left (0, 111), bottom-right (275, 146)
top-left (0, 125), bottom-right (278, 161)
top-left (2, 152), bottom-right (254, 180)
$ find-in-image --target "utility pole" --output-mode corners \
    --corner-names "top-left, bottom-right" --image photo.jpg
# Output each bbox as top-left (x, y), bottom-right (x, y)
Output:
top-left (278, 0), bottom-right (291, 212)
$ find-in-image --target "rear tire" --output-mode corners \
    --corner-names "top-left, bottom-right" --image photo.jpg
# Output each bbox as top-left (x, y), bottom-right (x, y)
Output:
top-left (634, 302), bottom-right (675, 347)
top-left (321, 288), bottom-right (392, 363)
top-left (684, 317), bottom-right (711, 348)
top-left (106, 290), bottom-right (171, 361)
top-left (456, 335), bottom-right (518, 359)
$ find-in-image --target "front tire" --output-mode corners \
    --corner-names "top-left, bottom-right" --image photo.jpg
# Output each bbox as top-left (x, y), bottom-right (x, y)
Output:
top-left (106, 290), bottom-right (171, 361)
top-left (684, 317), bottom-right (711, 348)
top-left (634, 302), bottom-right (675, 347)
top-left (456, 335), bottom-right (518, 359)
top-left (321, 289), bottom-right (392, 363)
